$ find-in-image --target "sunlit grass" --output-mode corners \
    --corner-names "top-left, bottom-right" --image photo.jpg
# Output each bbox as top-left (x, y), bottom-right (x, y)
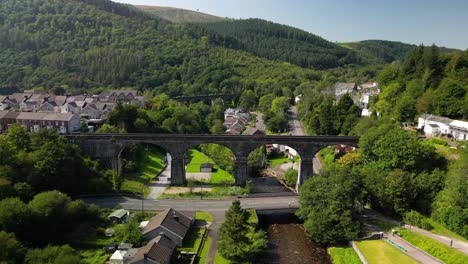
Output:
top-left (328, 246), bottom-right (362, 264)
top-left (355, 240), bottom-right (418, 264)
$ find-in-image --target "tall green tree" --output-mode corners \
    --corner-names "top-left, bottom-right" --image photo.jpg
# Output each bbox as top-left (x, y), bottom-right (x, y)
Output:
top-left (297, 168), bottom-right (362, 245)
top-left (218, 200), bottom-right (267, 263)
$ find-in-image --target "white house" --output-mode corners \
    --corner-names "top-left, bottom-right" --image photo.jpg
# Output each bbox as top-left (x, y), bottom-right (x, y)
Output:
top-left (418, 114), bottom-right (468, 140)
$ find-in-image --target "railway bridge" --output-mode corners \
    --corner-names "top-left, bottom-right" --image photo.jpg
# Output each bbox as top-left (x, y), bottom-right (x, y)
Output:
top-left (66, 134), bottom-right (359, 188)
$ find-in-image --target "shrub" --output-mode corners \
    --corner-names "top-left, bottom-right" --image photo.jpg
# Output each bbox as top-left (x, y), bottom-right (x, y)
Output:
top-left (404, 211), bottom-right (433, 230)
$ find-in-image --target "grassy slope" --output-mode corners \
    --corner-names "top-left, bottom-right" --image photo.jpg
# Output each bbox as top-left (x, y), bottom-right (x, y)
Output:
top-left (355, 240), bottom-right (418, 264)
top-left (328, 247), bottom-right (362, 264)
top-left (136, 5), bottom-right (226, 23)
top-left (397, 229), bottom-right (468, 264)
top-left (121, 146), bottom-right (165, 197)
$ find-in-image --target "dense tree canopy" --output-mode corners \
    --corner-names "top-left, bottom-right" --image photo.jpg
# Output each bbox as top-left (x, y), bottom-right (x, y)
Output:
top-left (218, 200), bottom-right (267, 263)
top-left (297, 168), bottom-right (363, 245)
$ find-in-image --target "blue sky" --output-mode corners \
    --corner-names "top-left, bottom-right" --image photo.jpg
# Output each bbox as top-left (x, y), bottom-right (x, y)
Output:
top-left (114, 0), bottom-right (467, 49)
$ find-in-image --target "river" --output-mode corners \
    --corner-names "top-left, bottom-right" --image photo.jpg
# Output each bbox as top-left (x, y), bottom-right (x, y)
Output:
top-left (258, 213), bottom-right (332, 264)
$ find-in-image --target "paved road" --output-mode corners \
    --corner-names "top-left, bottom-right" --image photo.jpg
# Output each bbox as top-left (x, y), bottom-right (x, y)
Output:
top-left (287, 106), bottom-right (306, 136)
top-left (253, 111), bottom-right (266, 132)
top-left (147, 154), bottom-right (171, 199)
top-left (287, 106), bottom-right (321, 174)
top-left (82, 195), bottom-right (299, 212)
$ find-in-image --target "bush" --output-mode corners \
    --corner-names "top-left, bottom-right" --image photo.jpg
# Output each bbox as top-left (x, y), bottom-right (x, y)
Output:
top-left (284, 168), bottom-right (298, 187)
top-left (404, 211), bottom-right (433, 230)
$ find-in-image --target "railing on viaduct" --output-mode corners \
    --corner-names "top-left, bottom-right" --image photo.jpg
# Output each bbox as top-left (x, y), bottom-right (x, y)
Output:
top-left (65, 134), bottom-right (359, 189)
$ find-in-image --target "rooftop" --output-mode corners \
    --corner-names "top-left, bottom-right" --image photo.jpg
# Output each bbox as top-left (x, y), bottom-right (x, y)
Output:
top-left (108, 209), bottom-right (130, 219)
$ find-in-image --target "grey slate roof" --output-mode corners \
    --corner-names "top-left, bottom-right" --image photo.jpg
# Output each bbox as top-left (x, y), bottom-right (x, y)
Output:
top-left (129, 235), bottom-right (176, 264)
top-left (143, 208), bottom-right (193, 239)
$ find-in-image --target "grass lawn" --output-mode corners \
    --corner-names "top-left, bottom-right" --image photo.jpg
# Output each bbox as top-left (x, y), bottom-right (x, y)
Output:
top-left (72, 231), bottom-right (114, 264)
top-left (179, 228), bottom-right (205, 253)
top-left (396, 229), bottom-right (468, 264)
top-left (328, 246), bottom-right (362, 264)
top-left (425, 219), bottom-right (468, 242)
top-left (214, 251), bottom-right (231, 264)
top-left (161, 185), bottom-right (250, 199)
top-left (120, 180), bottom-right (150, 197)
top-left (367, 215), bottom-right (467, 242)
top-left (355, 240), bottom-right (418, 264)
top-left (195, 212), bottom-right (213, 222)
top-left (139, 146), bottom-right (166, 182)
top-left (268, 154), bottom-right (291, 166)
top-left (186, 149), bottom-right (234, 185)
top-left (195, 236), bottom-right (211, 264)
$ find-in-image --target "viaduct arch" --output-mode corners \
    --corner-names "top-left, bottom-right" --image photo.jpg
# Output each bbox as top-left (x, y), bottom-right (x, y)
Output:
top-left (66, 134), bottom-right (359, 189)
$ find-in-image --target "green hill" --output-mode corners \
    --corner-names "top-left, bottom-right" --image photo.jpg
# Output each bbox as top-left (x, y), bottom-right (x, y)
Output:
top-left (136, 5), bottom-right (227, 23)
top-left (0, 0), bottom-right (318, 94)
top-left (341, 40), bottom-right (459, 64)
top-left (202, 18), bottom-right (367, 69)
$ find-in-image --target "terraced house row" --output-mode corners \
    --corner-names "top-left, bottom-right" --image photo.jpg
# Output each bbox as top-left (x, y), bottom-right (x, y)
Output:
top-left (0, 89), bottom-right (145, 133)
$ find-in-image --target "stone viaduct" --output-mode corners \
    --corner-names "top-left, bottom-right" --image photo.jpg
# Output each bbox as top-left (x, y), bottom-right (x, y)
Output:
top-left (66, 134), bottom-right (359, 188)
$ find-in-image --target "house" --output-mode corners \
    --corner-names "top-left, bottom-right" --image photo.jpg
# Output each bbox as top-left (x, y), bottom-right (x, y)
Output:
top-left (417, 114), bottom-right (468, 140)
top-left (334, 82), bottom-right (357, 99)
top-left (0, 111), bottom-right (20, 132)
top-left (129, 235), bottom-right (176, 264)
top-left (61, 101), bottom-right (80, 114)
top-left (108, 209), bottom-right (130, 224)
top-left (418, 114), bottom-right (453, 135)
top-left (38, 98), bottom-right (59, 112)
top-left (425, 124), bottom-right (440, 135)
top-left (81, 103), bottom-right (102, 119)
top-left (244, 127), bottom-right (265, 136)
top-left (110, 248), bottom-right (139, 264)
top-left (3, 112), bottom-right (81, 133)
top-left (361, 109), bottom-right (372, 117)
top-left (141, 208), bottom-right (194, 246)
top-left (200, 163), bottom-right (213, 173)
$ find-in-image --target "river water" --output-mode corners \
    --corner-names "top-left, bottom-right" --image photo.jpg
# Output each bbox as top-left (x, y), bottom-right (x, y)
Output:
top-left (258, 213), bottom-right (332, 264)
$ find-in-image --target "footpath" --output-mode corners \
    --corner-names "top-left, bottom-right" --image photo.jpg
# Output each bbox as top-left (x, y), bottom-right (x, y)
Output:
top-left (366, 209), bottom-right (468, 255)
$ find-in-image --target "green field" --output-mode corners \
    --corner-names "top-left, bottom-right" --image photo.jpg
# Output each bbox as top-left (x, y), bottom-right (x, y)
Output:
top-left (179, 228), bottom-right (205, 253)
top-left (268, 153), bottom-right (291, 166)
top-left (195, 212), bottom-right (214, 222)
top-left (397, 229), bottom-right (468, 264)
top-left (186, 149), bottom-right (235, 185)
top-left (328, 246), bottom-right (362, 264)
top-left (355, 240), bottom-right (418, 264)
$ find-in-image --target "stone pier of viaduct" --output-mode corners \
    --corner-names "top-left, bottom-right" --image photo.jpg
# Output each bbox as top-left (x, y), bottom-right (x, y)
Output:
top-left (66, 134), bottom-right (359, 188)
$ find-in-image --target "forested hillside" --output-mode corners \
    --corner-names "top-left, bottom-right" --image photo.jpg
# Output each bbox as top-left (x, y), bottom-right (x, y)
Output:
top-left (0, 0), bottom-right (321, 95)
top-left (341, 40), bottom-right (416, 64)
top-left (202, 18), bottom-right (366, 69)
top-left (373, 45), bottom-right (468, 121)
top-left (341, 40), bottom-right (459, 64)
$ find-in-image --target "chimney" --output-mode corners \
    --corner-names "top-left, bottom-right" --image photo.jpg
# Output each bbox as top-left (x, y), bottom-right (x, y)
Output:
top-left (172, 211), bottom-right (179, 221)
